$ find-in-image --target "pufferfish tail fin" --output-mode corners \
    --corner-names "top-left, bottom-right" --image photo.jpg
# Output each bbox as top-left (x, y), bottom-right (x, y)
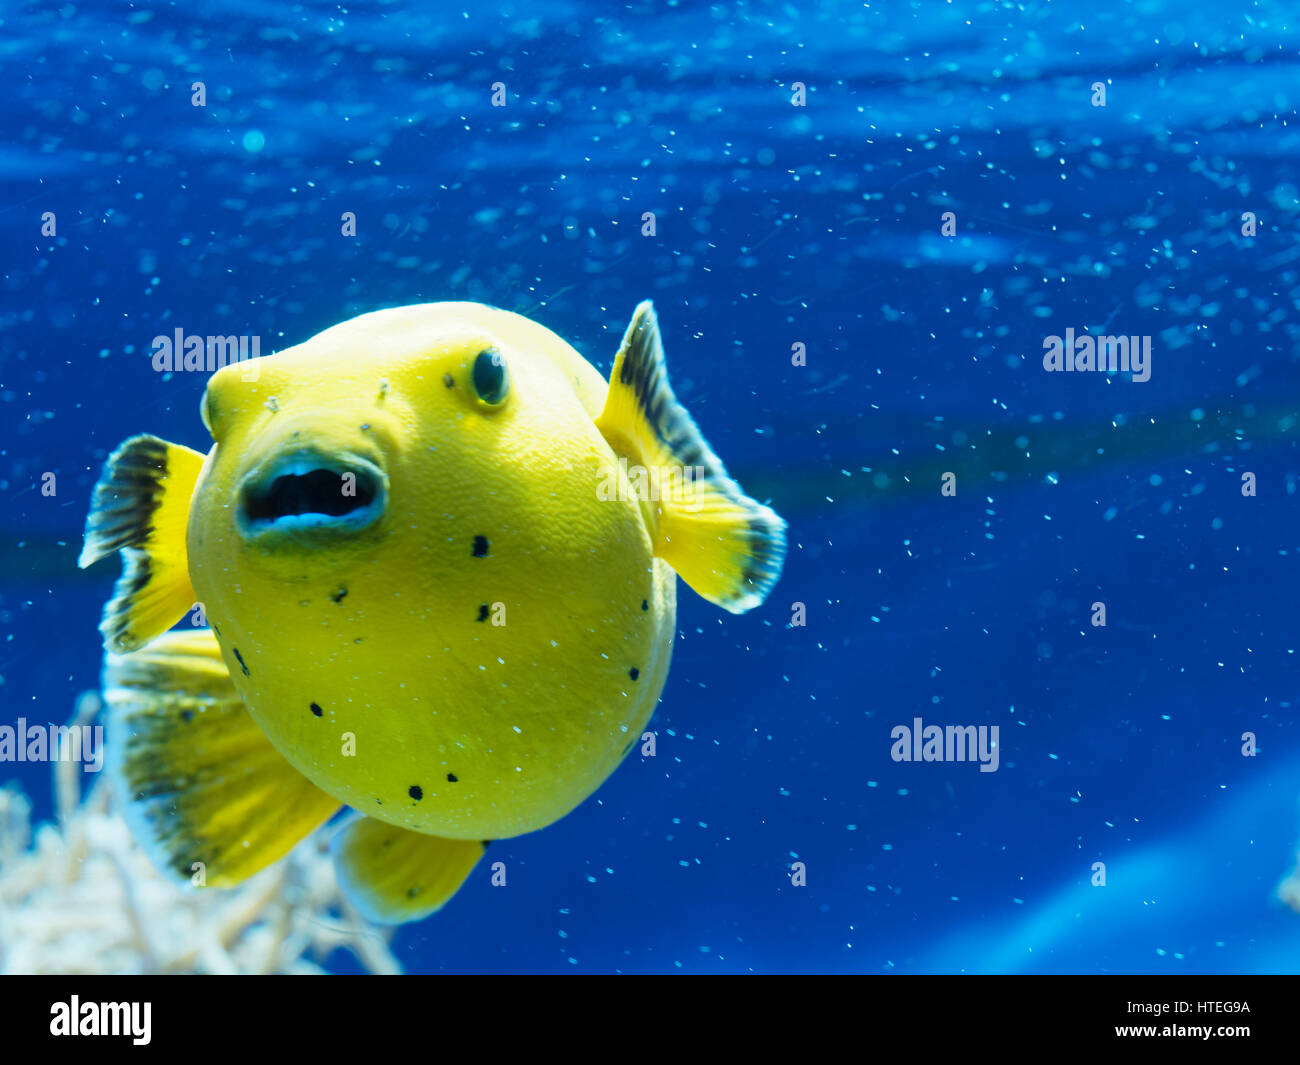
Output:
top-left (79, 434), bottom-right (206, 654)
top-left (330, 816), bottom-right (487, 924)
top-left (595, 301), bottom-right (786, 613)
top-left (104, 628), bottom-right (341, 887)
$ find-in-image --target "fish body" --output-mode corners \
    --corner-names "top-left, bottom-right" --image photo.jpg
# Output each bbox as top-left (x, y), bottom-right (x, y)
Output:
top-left (81, 301), bottom-right (785, 921)
top-left (192, 302), bottom-right (677, 839)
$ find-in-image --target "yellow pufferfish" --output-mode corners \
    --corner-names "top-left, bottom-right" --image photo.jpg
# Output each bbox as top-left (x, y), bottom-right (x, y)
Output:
top-left (80, 301), bottom-right (785, 923)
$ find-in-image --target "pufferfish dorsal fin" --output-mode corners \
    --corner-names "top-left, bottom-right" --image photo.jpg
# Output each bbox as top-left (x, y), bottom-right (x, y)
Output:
top-left (330, 816), bottom-right (488, 925)
top-left (104, 628), bottom-right (341, 887)
top-left (595, 301), bottom-right (787, 613)
top-left (80, 434), bottom-right (205, 654)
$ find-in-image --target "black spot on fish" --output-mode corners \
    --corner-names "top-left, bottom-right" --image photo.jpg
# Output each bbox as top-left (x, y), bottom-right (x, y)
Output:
top-left (407, 886), bottom-right (421, 898)
top-left (641, 599), bottom-right (649, 611)
top-left (482, 840), bottom-right (492, 849)
top-left (331, 585), bottom-right (348, 604)
top-left (476, 604), bottom-right (489, 622)
top-left (180, 709), bottom-right (194, 724)
top-left (310, 702), bottom-right (323, 717)
top-left (472, 535), bottom-right (489, 557)
top-left (447, 773), bottom-right (458, 783)
top-left (233, 647), bottom-right (250, 676)
top-left (443, 372), bottom-right (455, 388)
top-left (629, 667), bottom-right (640, 681)
top-left (375, 798), bottom-right (383, 806)
top-left (409, 785), bottom-right (423, 801)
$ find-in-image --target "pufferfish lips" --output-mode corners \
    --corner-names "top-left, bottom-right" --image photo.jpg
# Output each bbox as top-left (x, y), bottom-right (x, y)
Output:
top-left (236, 450), bottom-right (388, 538)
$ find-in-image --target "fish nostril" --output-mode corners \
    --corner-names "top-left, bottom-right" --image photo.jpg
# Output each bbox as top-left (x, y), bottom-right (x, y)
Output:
top-left (242, 466), bottom-right (379, 525)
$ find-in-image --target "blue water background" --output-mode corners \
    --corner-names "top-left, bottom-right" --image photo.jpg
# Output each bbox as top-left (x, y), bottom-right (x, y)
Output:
top-left (3, 0), bottom-right (1300, 972)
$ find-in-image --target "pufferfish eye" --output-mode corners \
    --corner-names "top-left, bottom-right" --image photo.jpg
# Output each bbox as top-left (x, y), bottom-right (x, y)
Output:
top-left (471, 347), bottom-right (510, 406)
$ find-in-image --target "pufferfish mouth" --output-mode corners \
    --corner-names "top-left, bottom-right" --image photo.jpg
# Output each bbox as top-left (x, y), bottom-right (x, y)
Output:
top-left (237, 453), bottom-right (387, 537)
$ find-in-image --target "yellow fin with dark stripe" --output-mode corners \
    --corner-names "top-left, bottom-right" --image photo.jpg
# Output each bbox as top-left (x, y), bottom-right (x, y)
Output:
top-left (330, 816), bottom-right (487, 924)
top-left (104, 628), bottom-right (341, 887)
top-left (595, 301), bottom-right (786, 613)
top-left (80, 434), bottom-right (206, 653)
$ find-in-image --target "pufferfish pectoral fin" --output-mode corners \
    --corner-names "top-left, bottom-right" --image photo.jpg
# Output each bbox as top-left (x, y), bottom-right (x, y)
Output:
top-left (80, 434), bottom-right (206, 654)
top-left (595, 301), bottom-right (787, 613)
top-left (104, 628), bottom-right (341, 887)
top-left (330, 816), bottom-right (487, 925)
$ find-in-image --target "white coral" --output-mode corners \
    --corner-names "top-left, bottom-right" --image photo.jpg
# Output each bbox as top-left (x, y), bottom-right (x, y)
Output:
top-left (0, 693), bottom-right (400, 975)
